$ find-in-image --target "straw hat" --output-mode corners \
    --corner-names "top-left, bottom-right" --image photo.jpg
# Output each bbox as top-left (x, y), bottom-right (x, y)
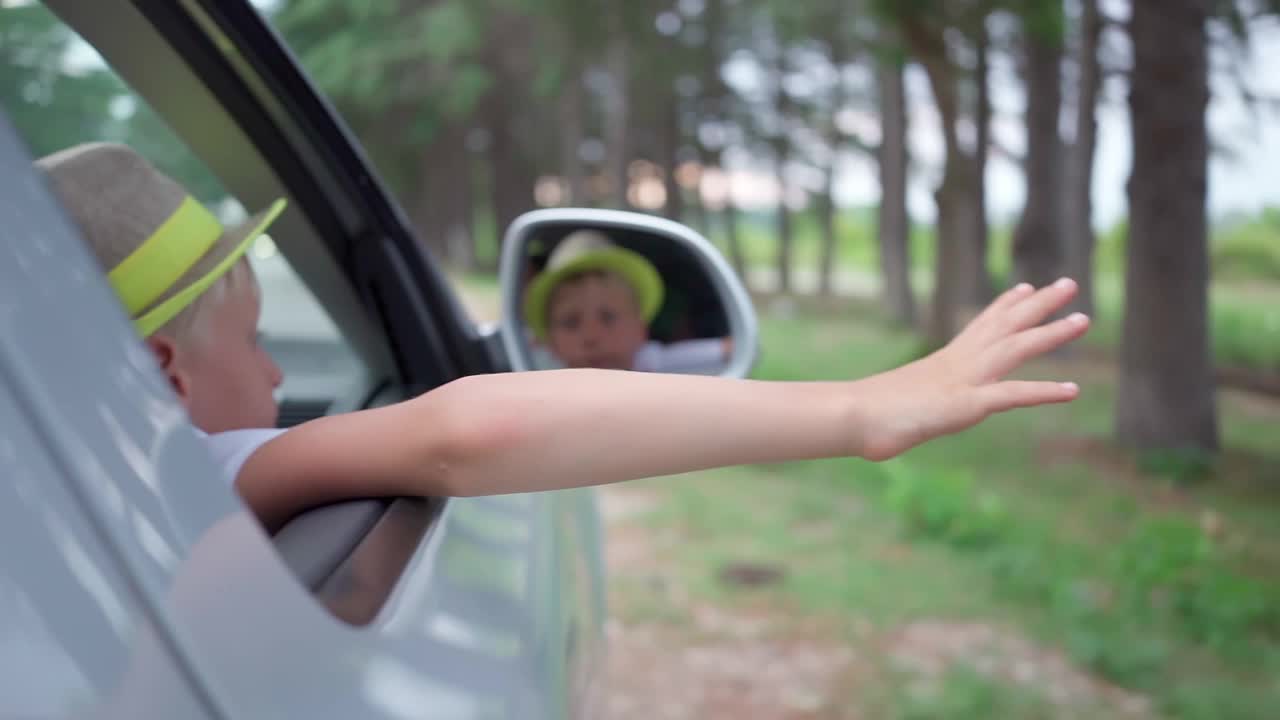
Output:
top-left (37, 142), bottom-right (286, 336)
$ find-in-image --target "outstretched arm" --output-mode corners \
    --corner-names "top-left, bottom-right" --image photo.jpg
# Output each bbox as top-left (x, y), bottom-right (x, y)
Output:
top-left (239, 279), bottom-right (1088, 530)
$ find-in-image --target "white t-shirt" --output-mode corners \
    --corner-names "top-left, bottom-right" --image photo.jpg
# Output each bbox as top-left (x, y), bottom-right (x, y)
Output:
top-left (631, 339), bottom-right (726, 374)
top-left (197, 428), bottom-right (287, 487)
top-left (531, 338), bottom-right (727, 374)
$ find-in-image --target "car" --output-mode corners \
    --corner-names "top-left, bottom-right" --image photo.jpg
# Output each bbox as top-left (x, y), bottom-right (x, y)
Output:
top-left (0, 1), bottom-right (756, 717)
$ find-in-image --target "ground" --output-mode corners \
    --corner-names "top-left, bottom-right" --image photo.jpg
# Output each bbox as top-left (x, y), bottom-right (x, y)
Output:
top-left (598, 481), bottom-right (1157, 720)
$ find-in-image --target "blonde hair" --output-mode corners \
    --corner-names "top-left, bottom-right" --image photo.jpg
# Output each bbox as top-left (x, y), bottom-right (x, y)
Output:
top-left (160, 258), bottom-right (259, 345)
top-left (82, 225), bottom-right (258, 346)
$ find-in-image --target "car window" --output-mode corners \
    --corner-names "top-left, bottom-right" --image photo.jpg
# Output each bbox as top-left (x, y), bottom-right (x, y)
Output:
top-left (1, 1), bottom-right (360, 417)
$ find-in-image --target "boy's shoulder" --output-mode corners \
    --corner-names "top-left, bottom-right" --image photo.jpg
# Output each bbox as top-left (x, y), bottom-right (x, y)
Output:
top-left (197, 427), bottom-right (288, 488)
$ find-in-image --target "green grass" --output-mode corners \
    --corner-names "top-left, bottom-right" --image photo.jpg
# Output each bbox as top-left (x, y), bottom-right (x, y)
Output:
top-left (616, 309), bottom-right (1280, 719)
top-left (872, 665), bottom-right (1061, 720)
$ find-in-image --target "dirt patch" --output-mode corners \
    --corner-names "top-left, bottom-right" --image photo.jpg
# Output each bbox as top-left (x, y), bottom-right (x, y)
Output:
top-left (598, 482), bottom-right (1164, 718)
top-left (605, 621), bottom-right (862, 720)
top-left (600, 485), bottom-right (865, 719)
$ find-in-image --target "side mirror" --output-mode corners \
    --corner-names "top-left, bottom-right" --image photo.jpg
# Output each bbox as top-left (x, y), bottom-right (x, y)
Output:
top-left (498, 208), bottom-right (758, 378)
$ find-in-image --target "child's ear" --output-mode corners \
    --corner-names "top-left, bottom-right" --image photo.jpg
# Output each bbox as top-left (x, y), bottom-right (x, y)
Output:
top-left (144, 335), bottom-right (192, 402)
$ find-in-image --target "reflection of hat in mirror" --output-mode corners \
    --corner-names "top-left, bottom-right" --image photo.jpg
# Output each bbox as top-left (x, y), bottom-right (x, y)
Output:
top-left (524, 228), bottom-right (665, 341)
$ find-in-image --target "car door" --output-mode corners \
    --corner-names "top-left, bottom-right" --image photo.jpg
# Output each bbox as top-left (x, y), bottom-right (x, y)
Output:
top-left (2, 1), bottom-right (605, 717)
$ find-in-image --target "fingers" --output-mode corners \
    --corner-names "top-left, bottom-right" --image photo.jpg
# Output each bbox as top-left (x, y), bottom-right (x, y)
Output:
top-left (978, 380), bottom-right (1080, 416)
top-left (964, 282), bottom-right (1035, 333)
top-left (1003, 278), bottom-right (1080, 334)
top-left (986, 312), bottom-right (1091, 378)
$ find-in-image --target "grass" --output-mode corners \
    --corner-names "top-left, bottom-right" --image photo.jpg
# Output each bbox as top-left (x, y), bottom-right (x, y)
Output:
top-left (614, 308), bottom-right (1280, 719)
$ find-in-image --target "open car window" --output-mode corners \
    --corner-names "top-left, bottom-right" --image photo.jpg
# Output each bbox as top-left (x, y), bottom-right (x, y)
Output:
top-left (1, 1), bottom-right (362, 423)
top-left (6, 0), bottom-right (458, 627)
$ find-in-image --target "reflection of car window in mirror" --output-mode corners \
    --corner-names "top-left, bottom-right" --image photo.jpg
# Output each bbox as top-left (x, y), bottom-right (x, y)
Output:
top-left (520, 227), bottom-right (733, 375)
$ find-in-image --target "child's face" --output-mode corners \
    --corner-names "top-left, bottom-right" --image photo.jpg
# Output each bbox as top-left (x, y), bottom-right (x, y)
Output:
top-left (154, 268), bottom-right (283, 432)
top-left (545, 272), bottom-right (649, 370)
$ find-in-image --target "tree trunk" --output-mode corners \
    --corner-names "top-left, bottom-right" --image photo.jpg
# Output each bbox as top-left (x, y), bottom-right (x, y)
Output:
top-left (774, 144), bottom-right (794, 295)
top-left (971, 21), bottom-right (995, 302)
top-left (604, 38), bottom-right (632, 209)
top-left (406, 123), bottom-right (474, 269)
top-left (1115, 0), bottom-right (1218, 452)
top-left (1011, 12), bottom-right (1066, 289)
top-left (484, 89), bottom-right (537, 270)
top-left (930, 157), bottom-right (982, 345)
top-left (876, 59), bottom-right (916, 326)
top-left (1063, 0), bottom-right (1102, 316)
top-left (662, 96), bottom-right (685, 222)
top-left (817, 168), bottom-right (838, 297)
top-left (717, 146), bottom-right (748, 281)
top-left (901, 16), bottom-right (981, 344)
top-left (690, 142), bottom-right (716, 238)
top-left (772, 51), bottom-right (794, 295)
top-left (441, 127), bottom-right (475, 271)
top-left (690, 175), bottom-right (711, 238)
top-left (817, 11), bottom-right (850, 299)
top-left (559, 59), bottom-right (587, 205)
top-left (723, 198), bottom-right (747, 282)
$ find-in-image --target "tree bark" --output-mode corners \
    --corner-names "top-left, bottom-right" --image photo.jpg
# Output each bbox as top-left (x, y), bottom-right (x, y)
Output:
top-left (1115, 0), bottom-right (1218, 452)
top-left (603, 37), bottom-right (632, 209)
top-left (559, 58), bottom-right (588, 205)
top-left (773, 144), bottom-right (794, 295)
top-left (931, 159), bottom-right (982, 345)
top-left (1011, 11), bottom-right (1066, 290)
top-left (771, 52), bottom-right (794, 295)
top-left (972, 21), bottom-right (995, 302)
top-left (406, 123), bottom-right (474, 269)
top-left (662, 96), bottom-right (685, 222)
top-left (816, 11), bottom-right (853, 299)
top-left (486, 90), bottom-right (536, 263)
top-left (1063, 0), bottom-right (1102, 316)
top-left (817, 168), bottom-right (838, 297)
top-left (901, 16), bottom-right (981, 344)
top-left (723, 197), bottom-right (747, 282)
top-left (717, 146), bottom-right (748, 281)
top-left (876, 58), bottom-right (916, 326)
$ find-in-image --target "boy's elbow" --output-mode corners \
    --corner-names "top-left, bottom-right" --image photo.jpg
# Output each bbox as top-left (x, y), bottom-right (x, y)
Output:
top-left (418, 375), bottom-right (530, 497)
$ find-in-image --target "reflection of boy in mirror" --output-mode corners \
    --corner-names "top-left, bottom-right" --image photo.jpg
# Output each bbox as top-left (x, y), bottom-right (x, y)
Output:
top-left (525, 230), bottom-right (732, 373)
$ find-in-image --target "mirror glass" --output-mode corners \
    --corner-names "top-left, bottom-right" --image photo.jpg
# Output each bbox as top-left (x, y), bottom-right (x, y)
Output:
top-left (516, 225), bottom-right (734, 375)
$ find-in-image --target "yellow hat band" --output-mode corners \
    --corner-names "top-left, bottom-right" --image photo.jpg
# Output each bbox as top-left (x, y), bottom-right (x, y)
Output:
top-left (106, 195), bottom-right (287, 337)
top-left (108, 195), bottom-right (221, 316)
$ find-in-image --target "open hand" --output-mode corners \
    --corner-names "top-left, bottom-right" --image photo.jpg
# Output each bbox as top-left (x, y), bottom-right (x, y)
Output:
top-left (852, 278), bottom-right (1090, 461)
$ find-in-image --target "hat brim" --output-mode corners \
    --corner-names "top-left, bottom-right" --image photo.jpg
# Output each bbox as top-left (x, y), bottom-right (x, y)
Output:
top-left (134, 198), bottom-right (287, 336)
top-left (524, 246), bottom-right (664, 342)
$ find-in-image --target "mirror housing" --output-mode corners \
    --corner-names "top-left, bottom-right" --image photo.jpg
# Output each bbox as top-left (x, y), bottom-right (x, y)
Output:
top-left (498, 208), bottom-right (758, 378)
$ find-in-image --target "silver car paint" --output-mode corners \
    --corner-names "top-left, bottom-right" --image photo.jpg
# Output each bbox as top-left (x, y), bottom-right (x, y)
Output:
top-left (0, 111), bottom-right (605, 718)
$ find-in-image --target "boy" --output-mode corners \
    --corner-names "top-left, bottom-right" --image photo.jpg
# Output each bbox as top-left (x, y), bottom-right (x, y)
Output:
top-left (39, 142), bottom-right (1090, 532)
top-left (524, 229), bottom-right (732, 373)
